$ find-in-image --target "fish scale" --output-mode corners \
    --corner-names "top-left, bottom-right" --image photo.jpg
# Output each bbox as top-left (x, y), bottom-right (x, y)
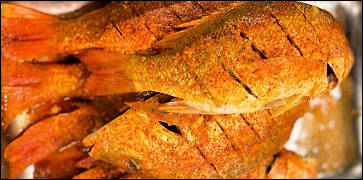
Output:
top-left (128, 54), bottom-right (212, 107)
top-left (180, 115), bottom-right (246, 178)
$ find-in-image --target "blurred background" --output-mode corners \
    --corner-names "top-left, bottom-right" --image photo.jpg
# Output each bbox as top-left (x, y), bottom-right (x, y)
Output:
top-left (294, 1), bottom-right (362, 178)
top-left (1, 1), bottom-right (362, 179)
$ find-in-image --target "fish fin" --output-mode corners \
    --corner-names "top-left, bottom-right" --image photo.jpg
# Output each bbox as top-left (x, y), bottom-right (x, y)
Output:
top-left (1, 3), bottom-right (61, 62)
top-left (151, 29), bottom-right (192, 50)
top-left (75, 49), bottom-right (128, 72)
top-left (152, 10), bottom-right (223, 50)
top-left (77, 49), bottom-right (138, 96)
top-left (4, 106), bottom-right (103, 179)
top-left (83, 127), bottom-right (104, 148)
top-left (175, 6), bottom-right (228, 29)
top-left (84, 71), bottom-right (136, 96)
top-left (157, 100), bottom-right (207, 114)
top-left (270, 94), bottom-right (303, 118)
top-left (125, 100), bottom-right (198, 127)
top-left (175, 16), bottom-right (211, 29)
top-left (1, 58), bottom-right (85, 128)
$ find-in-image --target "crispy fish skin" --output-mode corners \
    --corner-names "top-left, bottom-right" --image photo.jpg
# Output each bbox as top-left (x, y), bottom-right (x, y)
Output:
top-left (3, 105), bottom-right (104, 179)
top-left (1, 1), bottom-right (234, 62)
top-left (0, 1), bottom-right (233, 127)
top-left (236, 149), bottom-right (317, 179)
top-left (83, 94), bottom-right (308, 178)
top-left (291, 2), bottom-right (354, 83)
top-left (120, 149), bottom-right (317, 179)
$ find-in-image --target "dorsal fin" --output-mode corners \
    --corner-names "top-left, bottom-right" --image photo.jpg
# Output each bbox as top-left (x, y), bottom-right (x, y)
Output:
top-left (175, 11), bottom-right (221, 29)
top-left (151, 29), bottom-right (192, 50)
top-left (152, 10), bottom-right (225, 50)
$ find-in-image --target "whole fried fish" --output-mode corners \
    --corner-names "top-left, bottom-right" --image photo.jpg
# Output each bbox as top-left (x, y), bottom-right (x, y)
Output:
top-left (2, 1), bottom-right (353, 115)
top-left (78, 1), bottom-right (352, 114)
top-left (83, 94), bottom-right (309, 178)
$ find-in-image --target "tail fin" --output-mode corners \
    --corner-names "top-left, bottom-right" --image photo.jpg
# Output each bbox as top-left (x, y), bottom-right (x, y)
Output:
top-left (1, 58), bottom-right (85, 128)
top-left (1, 3), bottom-right (61, 62)
top-left (77, 49), bottom-right (138, 96)
top-left (84, 71), bottom-right (136, 96)
top-left (4, 105), bottom-right (104, 179)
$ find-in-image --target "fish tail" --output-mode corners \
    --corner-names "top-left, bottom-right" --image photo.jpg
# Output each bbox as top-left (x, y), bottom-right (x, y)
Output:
top-left (4, 105), bottom-right (103, 179)
top-left (1, 3), bottom-right (62, 62)
top-left (77, 49), bottom-right (138, 96)
top-left (84, 71), bottom-right (136, 96)
top-left (1, 58), bottom-right (86, 128)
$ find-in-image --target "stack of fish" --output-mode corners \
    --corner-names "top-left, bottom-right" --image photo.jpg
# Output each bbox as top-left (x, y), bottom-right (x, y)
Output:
top-left (1, 1), bottom-right (353, 179)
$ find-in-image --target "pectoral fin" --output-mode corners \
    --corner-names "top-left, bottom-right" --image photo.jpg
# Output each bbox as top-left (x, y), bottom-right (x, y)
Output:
top-left (270, 94), bottom-right (303, 118)
top-left (152, 11), bottom-right (220, 50)
top-left (175, 14), bottom-right (214, 28)
top-left (151, 29), bottom-right (191, 50)
top-left (125, 100), bottom-right (199, 128)
top-left (157, 100), bottom-right (209, 114)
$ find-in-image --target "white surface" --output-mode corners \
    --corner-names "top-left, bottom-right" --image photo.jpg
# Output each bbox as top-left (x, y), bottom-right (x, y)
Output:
top-left (17, 165), bottom-right (34, 179)
top-left (10, 1), bottom-right (91, 15)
